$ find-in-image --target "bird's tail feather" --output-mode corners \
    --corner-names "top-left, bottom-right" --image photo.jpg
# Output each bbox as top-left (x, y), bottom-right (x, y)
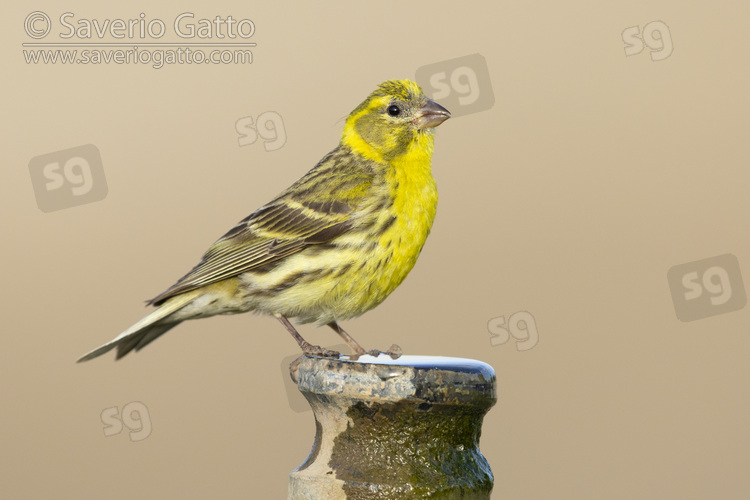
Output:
top-left (113, 322), bottom-right (182, 360)
top-left (77, 291), bottom-right (200, 362)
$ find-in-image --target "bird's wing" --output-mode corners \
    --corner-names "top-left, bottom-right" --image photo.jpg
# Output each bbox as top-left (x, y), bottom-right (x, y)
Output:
top-left (148, 150), bottom-right (376, 306)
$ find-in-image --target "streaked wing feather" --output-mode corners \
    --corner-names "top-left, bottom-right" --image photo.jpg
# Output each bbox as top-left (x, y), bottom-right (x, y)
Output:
top-left (148, 151), bottom-right (372, 306)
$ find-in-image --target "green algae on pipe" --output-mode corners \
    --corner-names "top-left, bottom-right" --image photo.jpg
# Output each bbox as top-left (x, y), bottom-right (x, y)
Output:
top-left (288, 354), bottom-right (497, 499)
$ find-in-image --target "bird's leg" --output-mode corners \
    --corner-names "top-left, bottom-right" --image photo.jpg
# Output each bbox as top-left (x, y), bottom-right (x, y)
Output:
top-left (276, 314), bottom-right (340, 358)
top-left (327, 321), bottom-right (367, 356)
top-left (327, 322), bottom-right (403, 359)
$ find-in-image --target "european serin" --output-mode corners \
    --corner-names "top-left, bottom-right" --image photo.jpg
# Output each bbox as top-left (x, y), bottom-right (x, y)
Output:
top-left (78, 79), bottom-right (450, 362)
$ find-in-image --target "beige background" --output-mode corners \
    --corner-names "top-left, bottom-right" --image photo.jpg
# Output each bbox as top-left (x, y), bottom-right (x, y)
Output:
top-left (3, 1), bottom-right (749, 498)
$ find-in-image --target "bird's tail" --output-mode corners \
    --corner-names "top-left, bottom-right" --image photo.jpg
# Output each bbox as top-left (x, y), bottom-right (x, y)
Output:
top-left (77, 290), bottom-right (201, 362)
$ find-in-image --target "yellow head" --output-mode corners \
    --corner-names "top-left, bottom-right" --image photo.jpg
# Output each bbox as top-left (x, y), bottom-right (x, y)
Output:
top-left (342, 80), bottom-right (451, 162)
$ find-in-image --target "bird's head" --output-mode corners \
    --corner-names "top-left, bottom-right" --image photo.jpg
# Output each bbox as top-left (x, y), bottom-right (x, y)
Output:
top-left (342, 80), bottom-right (451, 162)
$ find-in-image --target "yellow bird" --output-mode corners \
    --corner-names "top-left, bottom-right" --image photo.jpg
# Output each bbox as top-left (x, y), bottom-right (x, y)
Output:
top-left (78, 80), bottom-right (450, 362)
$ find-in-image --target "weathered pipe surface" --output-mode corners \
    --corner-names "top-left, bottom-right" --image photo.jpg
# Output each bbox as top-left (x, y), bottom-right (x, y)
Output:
top-left (288, 354), bottom-right (497, 499)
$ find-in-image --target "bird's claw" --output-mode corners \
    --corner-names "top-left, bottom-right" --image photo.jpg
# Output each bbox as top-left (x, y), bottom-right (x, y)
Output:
top-left (302, 344), bottom-right (341, 358)
top-left (355, 344), bottom-right (402, 360)
top-left (289, 346), bottom-right (341, 384)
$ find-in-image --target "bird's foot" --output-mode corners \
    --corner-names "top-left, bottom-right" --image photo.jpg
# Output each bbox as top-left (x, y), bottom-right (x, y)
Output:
top-left (301, 343), bottom-right (341, 359)
top-left (352, 343), bottom-right (402, 360)
top-left (289, 346), bottom-right (342, 384)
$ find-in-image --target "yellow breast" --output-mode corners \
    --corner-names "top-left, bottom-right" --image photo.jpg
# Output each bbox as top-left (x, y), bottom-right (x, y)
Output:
top-left (346, 131), bottom-right (438, 314)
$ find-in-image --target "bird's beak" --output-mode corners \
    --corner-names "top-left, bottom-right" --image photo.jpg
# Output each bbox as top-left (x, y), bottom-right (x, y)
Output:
top-left (415, 99), bottom-right (451, 129)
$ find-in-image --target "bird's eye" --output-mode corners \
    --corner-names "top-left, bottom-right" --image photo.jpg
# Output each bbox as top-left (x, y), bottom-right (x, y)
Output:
top-left (387, 104), bottom-right (401, 117)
